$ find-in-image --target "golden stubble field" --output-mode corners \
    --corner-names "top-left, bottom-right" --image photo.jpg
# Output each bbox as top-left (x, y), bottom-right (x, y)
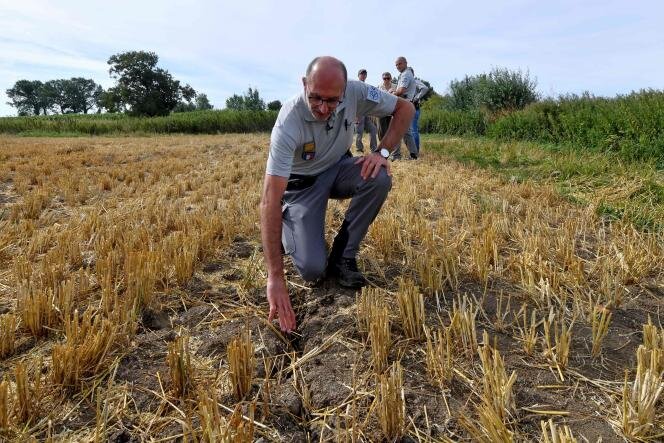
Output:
top-left (0, 134), bottom-right (662, 442)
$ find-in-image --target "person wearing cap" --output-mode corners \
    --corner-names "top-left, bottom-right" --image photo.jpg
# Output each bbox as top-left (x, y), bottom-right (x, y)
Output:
top-left (355, 69), bottom-right (378, 153)
top-left (260, 56), bottom-right (415, 333)
top-left (391, 56), bottom-right (418, 160)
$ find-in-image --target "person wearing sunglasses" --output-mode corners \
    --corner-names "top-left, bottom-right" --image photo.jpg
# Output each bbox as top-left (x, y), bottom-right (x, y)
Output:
top-left (260, 56), bottom-right (415, 333)
top-left (377, 72), bottom-right (396, 144)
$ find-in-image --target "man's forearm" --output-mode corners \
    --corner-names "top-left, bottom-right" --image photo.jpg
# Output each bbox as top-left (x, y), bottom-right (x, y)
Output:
top-left (260, 191), bottom-right (285, 280)
top-left (393, 87), bottom-right (406, 97)
top-left (380, 99), bottom-right (415, 149)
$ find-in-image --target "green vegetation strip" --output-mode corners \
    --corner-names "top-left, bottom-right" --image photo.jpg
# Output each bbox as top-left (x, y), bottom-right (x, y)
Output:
top-left (0, 110), bottom-right (277, 136)
top-left (426, 135), bottom-right (664, 232)
top-left (420, 90), bottom-right (664, 167)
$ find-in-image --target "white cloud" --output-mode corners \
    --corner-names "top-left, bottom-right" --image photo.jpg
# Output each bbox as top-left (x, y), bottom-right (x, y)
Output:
top-left (1, 0), bottom-right (663, 116)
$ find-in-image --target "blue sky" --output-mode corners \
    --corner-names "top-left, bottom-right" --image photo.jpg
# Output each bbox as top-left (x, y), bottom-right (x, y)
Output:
top-left (1, 0), bottom-right (663, 116)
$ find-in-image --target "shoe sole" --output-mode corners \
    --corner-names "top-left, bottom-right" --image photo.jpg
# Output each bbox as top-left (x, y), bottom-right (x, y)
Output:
top-left (337, 277), bottom-right (366, 289)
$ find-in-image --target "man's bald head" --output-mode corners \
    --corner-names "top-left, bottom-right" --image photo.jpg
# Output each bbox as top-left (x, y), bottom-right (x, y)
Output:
top-left (305, 56), bottom-right (347, 84)
top-left (395, 56), bottom-right (408, 73)
top-left (302, 56), bottom-right (348, 121)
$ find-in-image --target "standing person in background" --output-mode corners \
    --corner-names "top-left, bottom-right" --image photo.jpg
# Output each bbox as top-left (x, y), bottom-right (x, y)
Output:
top-left (391, 57), bottom-right (418, 160)
top-left (355, 69), bottom-right (378, 153)
top-left (377, 72), bottom-right (394, 142)
top-left (410, 69), bottom-right (430, 153)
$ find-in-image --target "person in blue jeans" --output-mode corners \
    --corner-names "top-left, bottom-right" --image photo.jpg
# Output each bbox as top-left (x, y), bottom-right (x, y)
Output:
top-left (411, 107), bottom-right (421, 153)
top-left (409, 69), bottom-right (429, 153)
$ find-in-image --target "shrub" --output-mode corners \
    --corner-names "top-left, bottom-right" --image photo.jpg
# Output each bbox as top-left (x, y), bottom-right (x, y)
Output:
top-left (448, 68), bottom-right (538, 114)
top-left (419, 109), bottom-right (487, 136)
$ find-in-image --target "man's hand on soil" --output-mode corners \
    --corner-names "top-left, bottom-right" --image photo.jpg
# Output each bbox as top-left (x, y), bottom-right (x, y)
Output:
top-left (356, 152), bottom-right (391, 180)
top-left (267, 277), bottom-right (296, 333)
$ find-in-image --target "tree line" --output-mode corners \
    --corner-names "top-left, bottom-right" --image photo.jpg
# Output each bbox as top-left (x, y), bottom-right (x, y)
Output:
top-left (5, 51), bottom-right (212, 117)
top-left (225, 87), bottom-right (281, 112)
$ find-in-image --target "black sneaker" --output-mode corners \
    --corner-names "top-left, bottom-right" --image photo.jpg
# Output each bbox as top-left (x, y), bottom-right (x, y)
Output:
top-left (409, 153), bottom-right (418, 160)
top-left (327, 257), bottom-right (366, 289)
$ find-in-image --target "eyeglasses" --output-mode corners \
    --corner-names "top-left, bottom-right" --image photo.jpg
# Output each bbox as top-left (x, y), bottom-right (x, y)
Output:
top-left (306, 85), bottom-right (343, 108)
top-left (307, 95), bottom-right (343, 108)
top-left (382, 77), bottom-right (391, 80)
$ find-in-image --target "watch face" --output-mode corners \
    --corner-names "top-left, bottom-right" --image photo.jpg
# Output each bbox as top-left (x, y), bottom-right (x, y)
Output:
top-left (380, 148), bottom-right (390, 158)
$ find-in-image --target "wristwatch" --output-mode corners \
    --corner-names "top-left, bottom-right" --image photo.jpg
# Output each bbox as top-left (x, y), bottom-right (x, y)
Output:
top-left (376, 148), bottom-right (390, 159)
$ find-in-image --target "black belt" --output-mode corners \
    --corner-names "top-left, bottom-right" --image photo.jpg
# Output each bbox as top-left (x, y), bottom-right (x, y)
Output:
top-left (286, 174), bottom-right (317, 191)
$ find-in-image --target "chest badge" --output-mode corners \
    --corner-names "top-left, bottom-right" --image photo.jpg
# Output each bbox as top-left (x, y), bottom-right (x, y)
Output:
top-left (302, 141), bottom-right (316, 160)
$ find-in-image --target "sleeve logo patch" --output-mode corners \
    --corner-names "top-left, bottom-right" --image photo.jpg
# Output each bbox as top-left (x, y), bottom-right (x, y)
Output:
top-left (302, 141), bottom-right (316, 160)
top-left (367, 86), bottom-right (380, 103)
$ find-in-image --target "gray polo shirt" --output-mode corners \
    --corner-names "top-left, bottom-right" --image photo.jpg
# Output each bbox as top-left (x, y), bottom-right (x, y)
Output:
top-left (266, 80), bottom-right (397, 178)
top-left (396, 67), bottom-right (417, 101)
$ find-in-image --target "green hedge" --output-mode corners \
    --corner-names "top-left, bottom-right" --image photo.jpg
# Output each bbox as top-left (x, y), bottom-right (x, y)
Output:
top-left (421, 90), bottom-right (664, 166)
top-left (419, 109), bottom-right (486, 136)
top-left (0, 110), bottom-right (278, 135)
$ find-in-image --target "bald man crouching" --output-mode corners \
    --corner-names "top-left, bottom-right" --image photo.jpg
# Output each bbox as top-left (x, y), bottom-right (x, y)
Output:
top-left (260, 56), bottom-right (415, 332)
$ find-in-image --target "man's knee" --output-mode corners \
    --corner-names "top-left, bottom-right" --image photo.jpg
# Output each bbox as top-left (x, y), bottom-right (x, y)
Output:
top-left (296, 257), bottom-right (327, 282)
top-left (369, 169), bottom-right (392, 195)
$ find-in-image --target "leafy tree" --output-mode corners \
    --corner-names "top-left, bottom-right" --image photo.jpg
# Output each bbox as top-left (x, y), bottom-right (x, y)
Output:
top-left (476, 68), bottom-right (538, 113)
top-left (42, 80), bottom-right (65, 113)
top-left (107, 51), bottom-right (195, 116)
top-left (420, 92), bottom-right (453, 112)
top-left (226, 87), bottom-right (265, 111)
top-left (181, 84), bottom-right (196, 104)
top-left (244, 87), bottom-right (265, 111)
top-left (172, 102), bottom-right (196, 113)
top-left (44, 79), bottom-right (73, 114)
top-left (92, 85), bottom-right (104, 113)
top-left (68, 78), bottom-right (103, 113)
top-left (449, 75), bottom-right (479, 111)
top-left (195, 93), bottom-right (213, 110)
top-left (173, 92), bottom-right (213, 113)
top-left (417, 79), bottom-right (434, 102)
top-left (448, 68), bottom-right (538, 113)
top-left (267, 100), bottom-right (282, 111)
top-left (225, 94), bottom-right (245, 111)
top-left (40, 78), bottom-right (103, 114)
top-left (6, 80), bottom-right (49, 115)
top-left (98, 87), bottom-right (123, 113)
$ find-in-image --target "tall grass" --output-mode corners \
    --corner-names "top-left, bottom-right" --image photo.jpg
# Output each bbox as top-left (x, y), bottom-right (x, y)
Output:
top-left (422, 89), bottom-right (664, 166)
top-left (419, 109), bottom-right (486, 136)
top-left (0, 110), bottom-right (277, 135)
top-left (488, 90), bottom-right (664, 165)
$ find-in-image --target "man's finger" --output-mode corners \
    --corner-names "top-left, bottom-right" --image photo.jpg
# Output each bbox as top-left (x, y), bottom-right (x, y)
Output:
top-left (289, 307), bottom-right (297, 330)
top-left (278, 305), bottom-right (293, 332)
top-left (369, 158), bottom-right (382, 179)
top-left (371, 162), bottom-right (381, 178)
top-left (268, 307), bottom-right (276, 322)
top-left (277, 307), bottom-right (288, 331)
top-left (360, 158), bottom-right (371, 179)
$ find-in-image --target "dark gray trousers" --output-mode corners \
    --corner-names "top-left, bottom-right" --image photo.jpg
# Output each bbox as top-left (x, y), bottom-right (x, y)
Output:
top-left (281, 154), bottom-right (392, 282)
top-left (394, 125), bottom-right (418, 159)
top-left (355, 116), bottom-right (377, 151)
